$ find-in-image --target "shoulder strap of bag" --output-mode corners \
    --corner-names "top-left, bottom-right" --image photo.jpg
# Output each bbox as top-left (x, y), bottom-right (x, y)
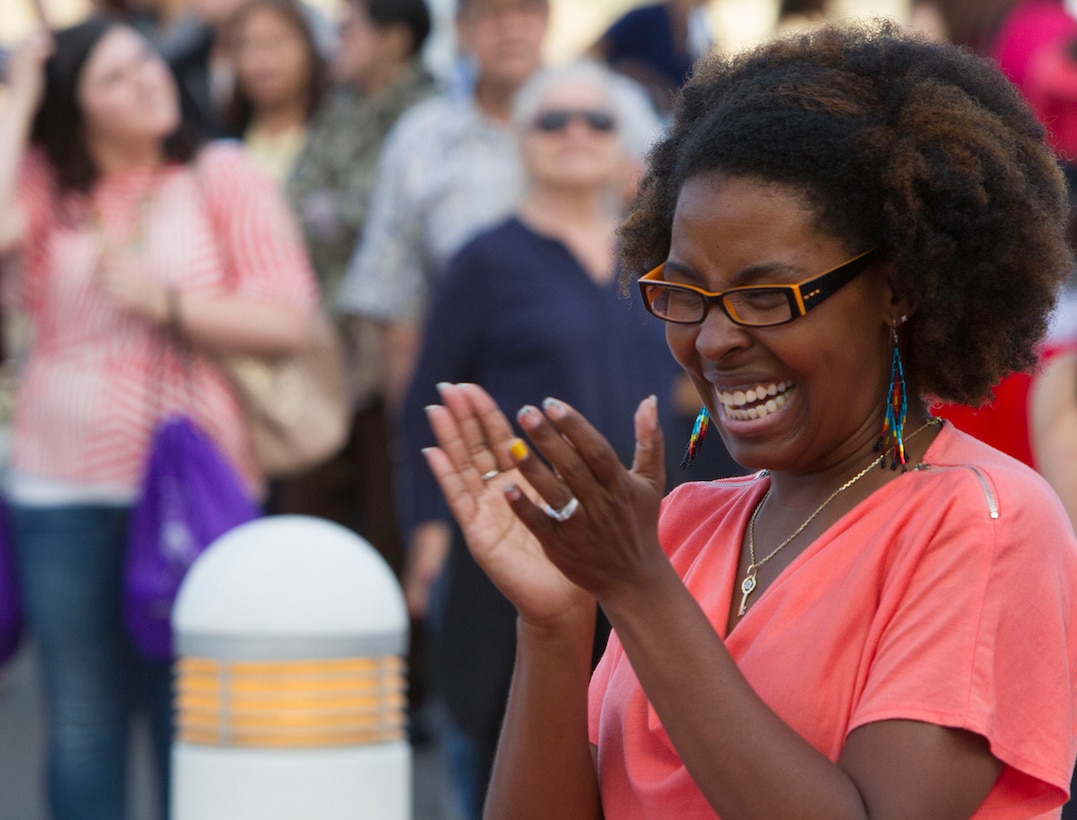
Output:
top-left (189, 148), bottom-right (239, 292)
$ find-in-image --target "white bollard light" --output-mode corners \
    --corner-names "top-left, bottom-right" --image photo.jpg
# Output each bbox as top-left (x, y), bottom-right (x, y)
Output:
top-left (170, 515), bottom-right (410, 820)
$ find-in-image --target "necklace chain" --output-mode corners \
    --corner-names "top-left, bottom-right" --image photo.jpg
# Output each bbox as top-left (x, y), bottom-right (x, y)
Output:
top-left (738, 417), bottom-right (942, 617)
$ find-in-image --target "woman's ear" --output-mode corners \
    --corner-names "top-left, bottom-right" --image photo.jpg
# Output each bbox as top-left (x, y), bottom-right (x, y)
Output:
top-left (880, 255), bottom-right (917, 322)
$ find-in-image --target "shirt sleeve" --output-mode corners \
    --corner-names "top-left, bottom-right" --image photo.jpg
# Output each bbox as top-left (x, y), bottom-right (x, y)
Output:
top-left (4, 150), bottom-right (57, 315)
top-left (197, 142), bottom-right (318, 310)
top-left (336, 109), bottom-right (429, 323)
top-left (396, 241), bottom-right (492, 535)
top-left (850, 466), bottom-right (1077, 816)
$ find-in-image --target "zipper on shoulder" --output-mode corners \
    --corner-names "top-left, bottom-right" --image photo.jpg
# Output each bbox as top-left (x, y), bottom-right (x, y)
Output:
top-left (913, 463), bottom-right (999, 520)
top-left (720, 470), bottom-right (769, 485)
top-left (964, 465), bottom-right (1000, 519)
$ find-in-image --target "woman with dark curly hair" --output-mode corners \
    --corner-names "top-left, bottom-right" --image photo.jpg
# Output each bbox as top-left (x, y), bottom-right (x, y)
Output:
top-left (420, 21), bottom-right (1077, 820)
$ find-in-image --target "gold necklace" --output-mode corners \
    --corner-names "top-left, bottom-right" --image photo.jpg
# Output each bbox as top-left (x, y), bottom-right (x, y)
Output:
top-left (737, 417), bottom-right (941, 617)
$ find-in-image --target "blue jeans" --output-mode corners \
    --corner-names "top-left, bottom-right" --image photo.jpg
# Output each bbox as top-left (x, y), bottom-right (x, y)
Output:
top-left (9, 503), bottom-right (172, 820)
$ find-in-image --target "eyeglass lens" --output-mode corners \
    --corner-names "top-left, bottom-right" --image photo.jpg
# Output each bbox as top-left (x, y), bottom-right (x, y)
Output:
top-left (645, 286), bottom-right (793, 325)
top-left (532, 110), bottom-right (617, 133)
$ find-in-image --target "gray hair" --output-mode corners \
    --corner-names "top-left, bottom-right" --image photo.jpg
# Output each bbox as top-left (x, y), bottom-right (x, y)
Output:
top-left (510, 61), bottom-right (664, 161)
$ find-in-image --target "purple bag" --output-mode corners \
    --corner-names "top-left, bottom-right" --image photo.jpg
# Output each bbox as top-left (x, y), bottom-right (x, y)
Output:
top-left (123, 416), bottom-right (259, 661)
top-left (0, 502), bottom-right (21, 667)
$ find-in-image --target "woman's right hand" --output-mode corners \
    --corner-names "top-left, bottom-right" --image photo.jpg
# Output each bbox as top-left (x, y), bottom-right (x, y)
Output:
top-left (423, 383), bottom-right (593, 628)
top-left (5, 29), bottom-right (52, 113)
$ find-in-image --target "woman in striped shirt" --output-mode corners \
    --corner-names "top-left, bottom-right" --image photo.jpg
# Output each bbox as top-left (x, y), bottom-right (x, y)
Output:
top-left (0, 17), bottom-right (317, 820)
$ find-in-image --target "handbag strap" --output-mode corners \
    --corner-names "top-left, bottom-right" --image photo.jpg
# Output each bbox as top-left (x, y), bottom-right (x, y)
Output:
top-left (189, 150), bottom-right (241, 293)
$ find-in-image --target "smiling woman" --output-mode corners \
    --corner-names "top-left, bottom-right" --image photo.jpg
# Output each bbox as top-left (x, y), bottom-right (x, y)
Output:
top-left (654, 174), bottom-right (903, 476)
top-left (419, 19), bottom-right (1077, 820)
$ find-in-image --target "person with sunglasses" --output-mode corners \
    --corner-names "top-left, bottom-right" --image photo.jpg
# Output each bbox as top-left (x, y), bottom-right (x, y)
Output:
top-left (420, 22), bottom-right (1077, 820)
top-left (397, 60), bottom-right (671, 820)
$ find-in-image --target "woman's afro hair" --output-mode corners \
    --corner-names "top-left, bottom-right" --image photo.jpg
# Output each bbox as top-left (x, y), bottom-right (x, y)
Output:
top-left (620, 20), bottom-right (1073, 404)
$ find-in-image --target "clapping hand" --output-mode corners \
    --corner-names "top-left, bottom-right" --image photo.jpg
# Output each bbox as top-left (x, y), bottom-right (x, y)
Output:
top-left (423, 383), bottom-right (592, 626)
top-left (423, 383), bottom-right (669, 623)
top-left (502, 392), bottom-right (669, 608)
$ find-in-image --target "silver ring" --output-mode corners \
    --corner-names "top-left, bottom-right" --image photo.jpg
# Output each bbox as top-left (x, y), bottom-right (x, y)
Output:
top-left (480, 469), bottom-right (500, 481)
top-left (543, 496), bottom-right (580, 523)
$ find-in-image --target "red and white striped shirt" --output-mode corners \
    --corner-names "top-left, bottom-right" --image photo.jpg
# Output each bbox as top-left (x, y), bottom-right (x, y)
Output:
top-left (6, 142), bottom-right (318, 499)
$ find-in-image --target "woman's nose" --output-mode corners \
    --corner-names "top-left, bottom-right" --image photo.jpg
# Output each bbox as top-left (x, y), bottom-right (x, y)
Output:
top-left (694, 302), bottom-right (751, 361)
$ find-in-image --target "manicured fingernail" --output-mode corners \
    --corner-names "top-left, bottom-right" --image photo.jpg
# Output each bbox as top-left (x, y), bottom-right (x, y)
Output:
top-left (510, 439), bottom-right (529, 461)
top-left (517, 405), bottom-right (540, 429)
top-left (504, 483), bottom-right (521, 501)
top-left (436, 382), bottom-right (452, 394)
top-left (542, 397), bottom-right (566, 419)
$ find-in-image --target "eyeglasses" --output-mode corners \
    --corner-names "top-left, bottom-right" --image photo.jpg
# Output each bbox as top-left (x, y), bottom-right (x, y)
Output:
top-left (637, 249), bottom-right (877, 327)
top-left (531, 110), bottom-right (617, 134)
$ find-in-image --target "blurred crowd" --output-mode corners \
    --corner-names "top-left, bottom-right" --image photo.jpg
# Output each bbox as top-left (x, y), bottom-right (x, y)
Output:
top-left (1, 0), bottom-right (1077, 819)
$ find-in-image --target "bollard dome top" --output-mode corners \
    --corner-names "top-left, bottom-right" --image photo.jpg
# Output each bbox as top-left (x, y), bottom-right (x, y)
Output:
top-left (172, 516), bottom-right (408, 660)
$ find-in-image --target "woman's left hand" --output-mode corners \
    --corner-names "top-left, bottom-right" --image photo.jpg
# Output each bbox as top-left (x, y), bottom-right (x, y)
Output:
top-left (506, 394), bottom-right (670, 605)
top-left (96, 246), bottom-right (168, 324)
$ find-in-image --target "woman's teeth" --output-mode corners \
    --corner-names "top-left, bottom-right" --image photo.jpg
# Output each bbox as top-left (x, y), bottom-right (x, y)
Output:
top-left (718, 381), bottom-right (794, 421)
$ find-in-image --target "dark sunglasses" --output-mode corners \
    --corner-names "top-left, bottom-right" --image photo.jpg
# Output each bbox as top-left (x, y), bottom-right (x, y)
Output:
top-left (531, 110), bottom-right (617, 134)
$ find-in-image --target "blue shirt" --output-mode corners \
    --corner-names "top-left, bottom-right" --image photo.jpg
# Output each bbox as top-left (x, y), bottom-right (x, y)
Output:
top-left (399, 217), bottom-right (681, 532)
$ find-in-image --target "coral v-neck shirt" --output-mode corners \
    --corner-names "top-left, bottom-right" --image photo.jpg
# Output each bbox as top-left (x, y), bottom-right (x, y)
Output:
top-left (589, 423), bottom-right (1077, 819)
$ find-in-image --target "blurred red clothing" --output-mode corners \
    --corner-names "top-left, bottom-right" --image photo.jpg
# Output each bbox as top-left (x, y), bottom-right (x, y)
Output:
top-left (932, 372), bottom-right (1035, 466)
top-left (990, 0), bottom-right (1077, 96)
top-left (933, 341), bottom-right (1077, 468)
top-left (1026, 37), bottom-right (1077, 158)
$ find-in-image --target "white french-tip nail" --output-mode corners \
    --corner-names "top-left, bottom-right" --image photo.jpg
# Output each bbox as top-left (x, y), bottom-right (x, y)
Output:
top-left (542, 397), bottom-right (566, 418)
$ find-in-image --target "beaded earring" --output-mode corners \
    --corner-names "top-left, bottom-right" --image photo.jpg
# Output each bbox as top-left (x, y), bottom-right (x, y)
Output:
top-left (875, 319), bottom-right (909, 471)
top-left (681, 406), bottom-right (710, 468)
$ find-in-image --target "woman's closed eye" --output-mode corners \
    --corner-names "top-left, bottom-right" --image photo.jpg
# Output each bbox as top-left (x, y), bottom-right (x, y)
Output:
top-left (732, 289), bottom-right (789, 309)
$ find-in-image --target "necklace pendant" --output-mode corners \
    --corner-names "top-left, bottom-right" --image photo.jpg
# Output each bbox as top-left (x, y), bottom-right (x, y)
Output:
top-left (738, 573), bottom-right (757, 617)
